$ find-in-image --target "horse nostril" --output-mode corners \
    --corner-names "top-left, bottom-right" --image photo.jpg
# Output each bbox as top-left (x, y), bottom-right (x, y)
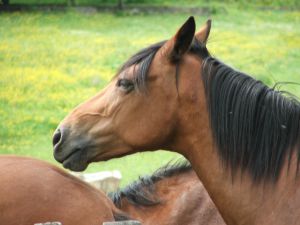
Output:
top-left (53, 128), bottom-right (63, 147)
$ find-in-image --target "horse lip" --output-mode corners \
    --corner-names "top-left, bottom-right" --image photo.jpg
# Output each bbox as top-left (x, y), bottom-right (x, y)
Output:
top-left (54, 147), bottom-right (82, 164)
top-left (61, 148), bottom-right (88, 172)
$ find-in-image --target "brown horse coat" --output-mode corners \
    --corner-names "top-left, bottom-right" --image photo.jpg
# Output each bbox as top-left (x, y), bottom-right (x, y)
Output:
top-left (54, 17), bottom-right (300, 225)
top-left (110, 161), bottom-right (225, 225)
top-left (0, 155), bottom-right (120, 225)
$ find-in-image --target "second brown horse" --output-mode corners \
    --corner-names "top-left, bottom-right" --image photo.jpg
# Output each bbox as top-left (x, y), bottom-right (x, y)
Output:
top-left (0, 156), bottom-right (223, 225)
top-left (110, 161), bottom-right (225, 225)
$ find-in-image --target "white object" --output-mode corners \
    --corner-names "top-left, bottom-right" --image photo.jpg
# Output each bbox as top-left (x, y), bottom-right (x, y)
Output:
top-left (71, 170), bottom-right (122, 193)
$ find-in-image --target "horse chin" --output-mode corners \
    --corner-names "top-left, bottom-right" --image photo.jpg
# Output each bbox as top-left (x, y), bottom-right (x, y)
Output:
top-left (61, 149), bottom-right (89, 172)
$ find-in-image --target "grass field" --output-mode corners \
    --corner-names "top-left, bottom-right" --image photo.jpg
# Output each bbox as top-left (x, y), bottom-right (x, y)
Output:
top-left (0, 7), bottom-right (299, 186)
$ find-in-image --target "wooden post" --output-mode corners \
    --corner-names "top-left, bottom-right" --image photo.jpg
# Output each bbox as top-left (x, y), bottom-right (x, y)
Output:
top-left (2, 0), bottom-right (9, 6)
top-left (117, 0), bottom-right (123, 10)
top-left (67, 0), bottom-right (75, 6)
top-left (103, 221), bottom-right (141, 225)
top-left (34, 222), bottom-right (62, 225)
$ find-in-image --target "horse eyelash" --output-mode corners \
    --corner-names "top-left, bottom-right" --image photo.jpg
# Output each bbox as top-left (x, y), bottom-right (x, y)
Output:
top-left (116, 78), bottom-right (135, 93)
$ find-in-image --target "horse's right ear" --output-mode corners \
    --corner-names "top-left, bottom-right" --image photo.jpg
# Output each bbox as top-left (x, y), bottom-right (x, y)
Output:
top-left (162, 16), bottom-right (196, 63)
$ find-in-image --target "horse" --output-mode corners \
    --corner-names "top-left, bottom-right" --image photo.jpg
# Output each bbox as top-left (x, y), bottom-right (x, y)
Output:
top-left (53, 17), bottom-right (300, 224)
top-left (0, 155), bottom-right (128, 225)
top-left (109, 160), bottom-right (225, 225)
top-left (0, 156), bottom-right (222, 225)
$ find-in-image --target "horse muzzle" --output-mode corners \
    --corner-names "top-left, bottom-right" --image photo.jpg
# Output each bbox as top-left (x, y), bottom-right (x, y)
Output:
top-left (52, 126), bottom-right (90, 171)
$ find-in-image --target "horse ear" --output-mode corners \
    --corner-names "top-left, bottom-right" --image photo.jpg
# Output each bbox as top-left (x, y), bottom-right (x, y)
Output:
top-left (195, 19), bottom-right (211, 44)
top-left (165, 16), bottom-right (196, 62)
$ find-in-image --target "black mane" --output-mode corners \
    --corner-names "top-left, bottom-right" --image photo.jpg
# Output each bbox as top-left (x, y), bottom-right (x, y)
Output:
top-left (109, 160), bottom-right (192, 208)
top-left (202, 57), bottom-right (300, 182)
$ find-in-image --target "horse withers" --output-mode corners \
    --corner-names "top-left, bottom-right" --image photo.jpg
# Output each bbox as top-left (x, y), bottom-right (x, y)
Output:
top-left (54, 17), bottom-right (300, 224)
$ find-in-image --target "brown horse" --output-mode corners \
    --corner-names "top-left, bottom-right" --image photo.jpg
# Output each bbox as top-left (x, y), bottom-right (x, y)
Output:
top-left (53, 17), bottom-right (300, 224)
top-left (109, 161), bottom-right (225, 225)
top-left (0, 155), bottom-right (127, 225)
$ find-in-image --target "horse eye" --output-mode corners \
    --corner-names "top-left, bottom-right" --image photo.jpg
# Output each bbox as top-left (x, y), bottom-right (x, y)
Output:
top-left (116, 79), bottom-right (134, 93)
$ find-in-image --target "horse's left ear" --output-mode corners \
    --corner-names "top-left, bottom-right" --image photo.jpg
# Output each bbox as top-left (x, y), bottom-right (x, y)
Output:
top-left (195, 19), bottom-right (211, 44)
top-left (164, 16), bottom-right (196, 62)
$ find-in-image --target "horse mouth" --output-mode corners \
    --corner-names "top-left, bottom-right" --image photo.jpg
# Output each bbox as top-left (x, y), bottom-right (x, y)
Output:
top-left (53, 138), bottom-right (133, 171)
top-left (55, 147), bottom-right (89, 172)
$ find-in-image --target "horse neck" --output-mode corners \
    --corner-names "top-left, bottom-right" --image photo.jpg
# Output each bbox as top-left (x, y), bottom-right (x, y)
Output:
top-left (168, 65), bottom-right (300, 224)
top-left (189, 144), bottom-right (300, 225)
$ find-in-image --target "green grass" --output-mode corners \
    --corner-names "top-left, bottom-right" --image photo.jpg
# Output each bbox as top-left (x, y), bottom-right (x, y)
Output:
top-left (0, 8), bottom-right (299, 186)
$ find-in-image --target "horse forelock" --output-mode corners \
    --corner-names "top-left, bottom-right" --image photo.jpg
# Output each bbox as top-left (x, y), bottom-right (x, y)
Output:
top-left (115, 40), bottom-right (166, 92)
top-left (115, 38), bottom-right (210, 92)
top-left (201, 57), bottom-right (300, 182)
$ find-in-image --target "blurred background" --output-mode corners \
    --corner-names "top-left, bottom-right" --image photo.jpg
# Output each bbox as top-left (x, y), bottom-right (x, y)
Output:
top-left (0, 0), bottom-right (299, 187)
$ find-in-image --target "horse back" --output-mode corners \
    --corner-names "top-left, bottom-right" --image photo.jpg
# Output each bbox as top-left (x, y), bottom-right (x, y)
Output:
top-left (0, 155), bottom-right (116, 225)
